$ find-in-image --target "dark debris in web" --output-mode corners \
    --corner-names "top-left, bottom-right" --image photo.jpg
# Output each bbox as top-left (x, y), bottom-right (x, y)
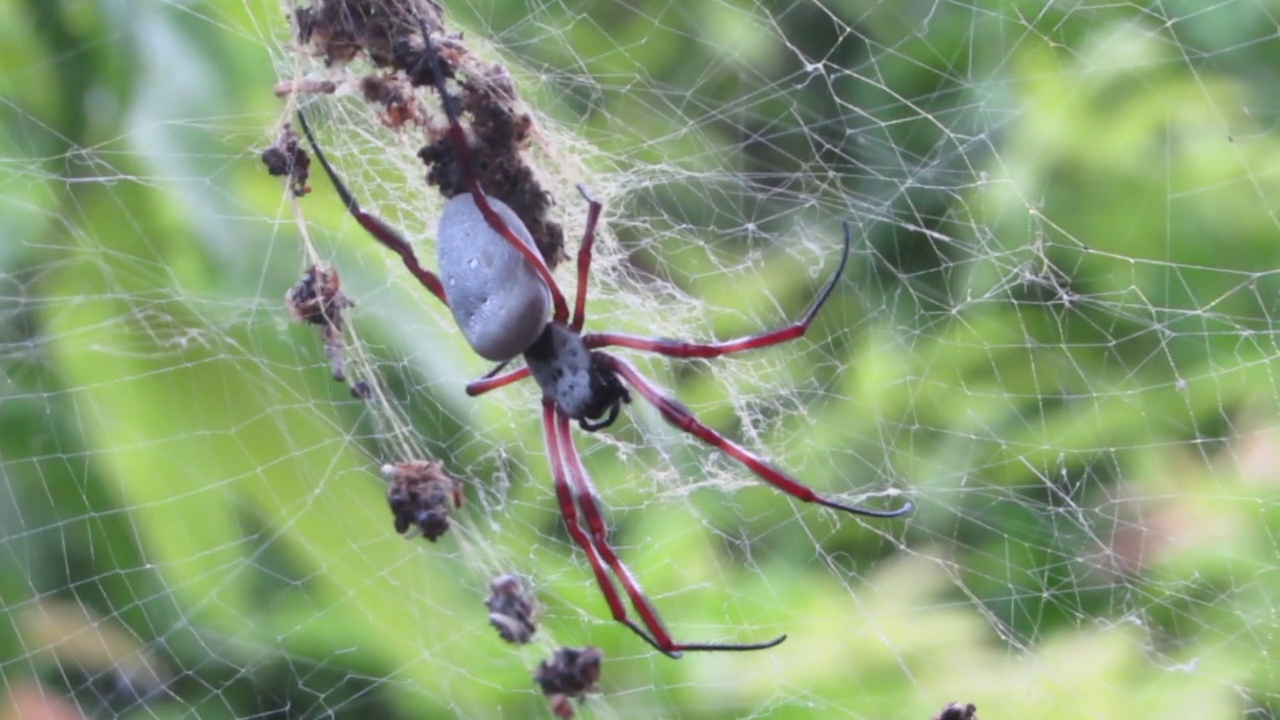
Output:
top-left (484, 574), bottom-right (540, 644)
top-left (934, 702), bottom-right (978, 720)
top-left (383, 459), bottom-right (463, 542)
top-left (285, 265), bottom-right (371, 397)
top-left (289, 0), bottom-right (565, 267)
top-left (262, 123), bottom-right (311, 197)
top-left (534, 646), bottom-right (603, 719)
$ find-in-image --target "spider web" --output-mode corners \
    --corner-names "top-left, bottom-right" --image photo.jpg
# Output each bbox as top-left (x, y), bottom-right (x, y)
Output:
top-left (3, 0), bottom-right (1279, 718)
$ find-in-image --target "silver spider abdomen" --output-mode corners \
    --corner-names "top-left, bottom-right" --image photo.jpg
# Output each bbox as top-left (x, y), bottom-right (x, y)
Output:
top-left (437, 194), bottom-right (550, 361)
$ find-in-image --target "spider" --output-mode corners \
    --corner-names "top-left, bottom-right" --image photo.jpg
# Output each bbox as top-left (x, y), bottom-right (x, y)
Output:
top-left (295, 25), bottom-right (913, 658)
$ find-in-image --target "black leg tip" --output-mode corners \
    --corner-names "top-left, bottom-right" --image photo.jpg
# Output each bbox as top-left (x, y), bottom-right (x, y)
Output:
top-left (821, 495), bottom-right (915, 519)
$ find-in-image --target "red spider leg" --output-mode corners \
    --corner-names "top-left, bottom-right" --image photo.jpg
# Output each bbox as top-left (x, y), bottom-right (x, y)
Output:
top-left (418, 24), bottom-right (570, 323)
top-left (295, 110), bottom-right (448, 306)
top-left (571, 184), bottom-right (603, 331)
top-left (598, 352), bottom-right (914, 518)
top-left (465, 366), bottom-right (531, 397)
top-left (583, 220), bottom-right (853, 357)
top-left (541, 398), bottom-right (675, 657)
top-left (555, 408), bottom-right (786, 656)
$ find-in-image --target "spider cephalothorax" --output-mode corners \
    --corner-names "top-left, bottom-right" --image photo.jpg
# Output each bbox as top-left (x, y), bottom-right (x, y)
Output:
top-left (523, 323), bottom-right (632, 432)
top-left (295, 21), bottom-right (912, 658)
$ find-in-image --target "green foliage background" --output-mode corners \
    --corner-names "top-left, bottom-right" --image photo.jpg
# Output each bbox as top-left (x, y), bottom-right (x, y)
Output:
top-left (3, 0), bottom-right (1280, 718)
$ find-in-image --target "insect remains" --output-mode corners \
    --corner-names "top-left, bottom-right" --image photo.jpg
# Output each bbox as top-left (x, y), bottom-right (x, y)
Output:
top-left (262, 123), bottom-right (311, 197)
top-left (284, 265), bottom-right (356, 388)
top-left (383, 460), bottom-right (463, 542)
top-left (290, 1), bottom-right (562, 264)
top-left (534, 646), bottom-right (603, 719)
top-left (935, 702), bottom-right (979, 720)
top-left (485, 574), bottom-right (540, 645)
top-left (296, 20), bottom-right (912, 657)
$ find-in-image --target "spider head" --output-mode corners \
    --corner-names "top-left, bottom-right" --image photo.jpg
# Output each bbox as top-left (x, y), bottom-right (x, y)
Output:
top-left (578, 352), bottom-right (631, 432)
